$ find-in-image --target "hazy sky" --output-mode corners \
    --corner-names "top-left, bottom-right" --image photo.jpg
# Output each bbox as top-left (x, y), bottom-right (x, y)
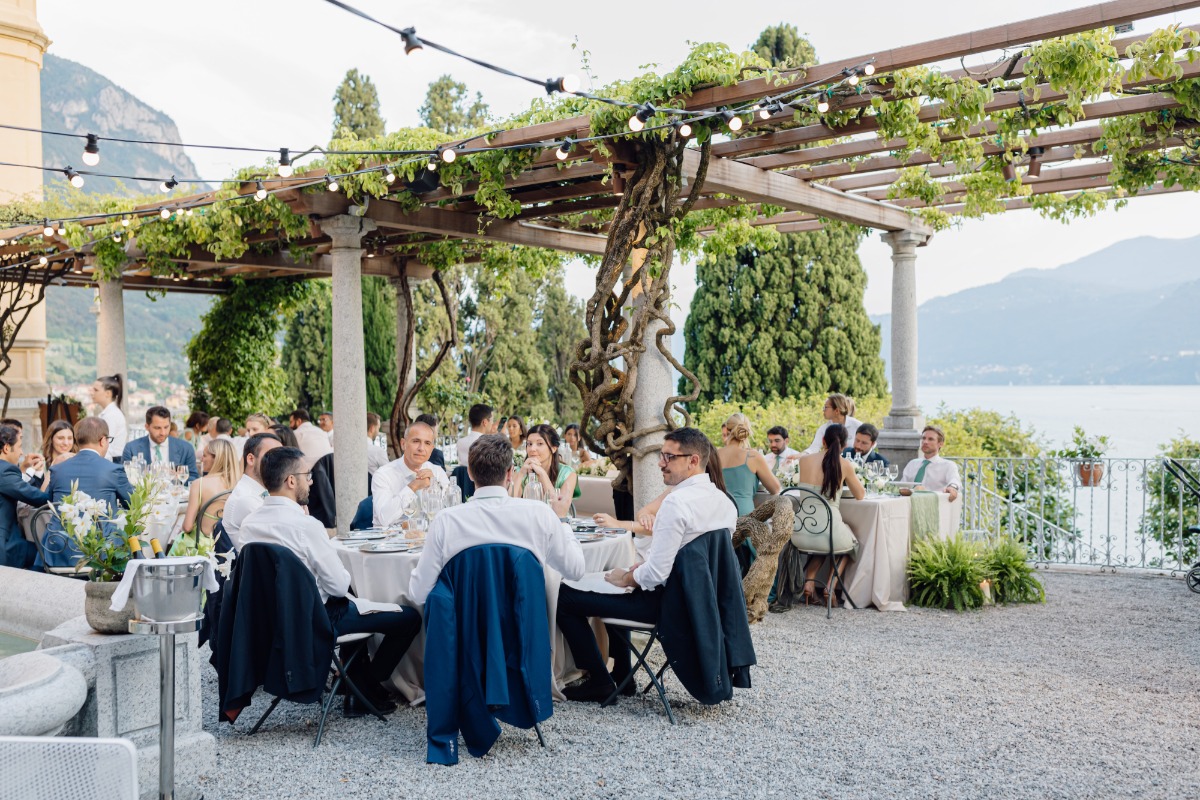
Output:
top-left (36, 0), bottom-right (1200, 317)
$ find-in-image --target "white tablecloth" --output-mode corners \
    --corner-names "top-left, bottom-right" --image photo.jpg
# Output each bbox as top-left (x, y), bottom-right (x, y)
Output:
top-left (334, 533), bottom-right (635, 703)
top-left (841, 493), bottom-right (960, 612)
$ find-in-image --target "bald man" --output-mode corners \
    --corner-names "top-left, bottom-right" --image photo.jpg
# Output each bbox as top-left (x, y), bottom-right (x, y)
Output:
top-left (371, 421), bottom-right (449, 528)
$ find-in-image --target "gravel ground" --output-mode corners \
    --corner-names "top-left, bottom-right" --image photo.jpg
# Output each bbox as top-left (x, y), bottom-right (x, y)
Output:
top-left (199, 571), bottom-right (1200, 799)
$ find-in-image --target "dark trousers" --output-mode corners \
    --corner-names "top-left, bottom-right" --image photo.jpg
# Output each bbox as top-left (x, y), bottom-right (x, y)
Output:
top-left (557, 583), bottom-right (663, 681)
top-left (325, 598), bottom-right (421, 685)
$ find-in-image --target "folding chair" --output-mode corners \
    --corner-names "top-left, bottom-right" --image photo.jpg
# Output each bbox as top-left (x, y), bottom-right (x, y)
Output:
top-left (31, 507), bottom-right (91, 580)
top-left (599, 618), bottom-right (675, 724)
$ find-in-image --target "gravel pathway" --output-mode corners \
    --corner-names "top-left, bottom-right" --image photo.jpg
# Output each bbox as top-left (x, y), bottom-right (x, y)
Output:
top-left (200, 571), bottom-right (1200, 799)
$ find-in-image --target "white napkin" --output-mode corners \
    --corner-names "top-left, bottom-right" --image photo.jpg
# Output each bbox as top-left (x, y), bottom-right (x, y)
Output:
top-left (110, 556), bottom-right (220, 613)
top-left (562, 571), bottom-right (633, 595)
top-left (348, 595), bottom-right (403, 614)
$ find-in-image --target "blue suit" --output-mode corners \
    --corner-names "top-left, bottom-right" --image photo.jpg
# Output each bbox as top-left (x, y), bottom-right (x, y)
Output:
top-left (0, 461), bottom-right (49, 569)
top-left (843, 447), bottom-right (889, 467)
top-left (122, 435), bottom-right (198, 481)
top-left (37, 450), bottom-right (133, 570)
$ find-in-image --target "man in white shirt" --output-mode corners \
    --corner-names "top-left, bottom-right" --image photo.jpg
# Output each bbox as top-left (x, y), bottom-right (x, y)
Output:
top-left (901, 425), bottom-right (961, 502)
top-left (318, 411), bottom-right (335, 447)
top-left (557, 427), bottom-right (737, 702)
top-left (222, 432), bottom-right (281, 549)
top-left (206, 417), bottom-right (243, 461)
top-left (365, 413), bottom-right (389, 477)
top-left (455, 403), bottom-right (495, 467)
top-left (763, 425), bottom-right (800, 472)
top-left (372, 421), bottom-right (448, 528)
top-left (289, 409), bottom-right (333, 469)
top-left (239, 446), bottom-right (420, 717)
top-left (409, 434), bottom-right (585, 604)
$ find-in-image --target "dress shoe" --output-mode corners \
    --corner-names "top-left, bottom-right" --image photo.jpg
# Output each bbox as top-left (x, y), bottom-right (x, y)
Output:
top-left (563, 675), bottom-right (618, 703)
top-left (344, 692), bottom-right (397, 718)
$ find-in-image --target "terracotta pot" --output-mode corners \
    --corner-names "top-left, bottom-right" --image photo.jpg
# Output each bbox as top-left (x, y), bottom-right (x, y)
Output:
top-left (1077, 462), bottom-right (1105, 488)
top-left (83, 581), bottom-right (134, 635)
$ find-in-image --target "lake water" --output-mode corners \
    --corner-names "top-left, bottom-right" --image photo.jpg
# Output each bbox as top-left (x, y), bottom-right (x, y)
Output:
top-left (0, 630), bottom-right (37, 659)
top-left (916, 385), bottom-right (1200, 457)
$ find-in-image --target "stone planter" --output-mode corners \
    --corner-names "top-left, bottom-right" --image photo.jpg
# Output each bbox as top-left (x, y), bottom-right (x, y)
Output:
top-left (1077, 461), bottom-right (1105, 488)
top-left (83, 580), bottom-right (134, 634)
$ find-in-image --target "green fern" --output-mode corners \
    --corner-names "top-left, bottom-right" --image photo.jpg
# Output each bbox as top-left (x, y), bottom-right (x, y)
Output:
top-left (982, 537), bottom-right (1046, 604)
top-left (907, 535), bottom-right (987, 611)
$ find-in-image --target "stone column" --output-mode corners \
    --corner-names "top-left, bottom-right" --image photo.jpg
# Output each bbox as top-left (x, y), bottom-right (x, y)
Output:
top-left (877, 230), bottom-right (929, 472)
top-left (94, 277), bottom-right (128, 411)
top-left (628, 240), bottom-right (671, 511)
top-left (320, 215), bottom-right (375, 536)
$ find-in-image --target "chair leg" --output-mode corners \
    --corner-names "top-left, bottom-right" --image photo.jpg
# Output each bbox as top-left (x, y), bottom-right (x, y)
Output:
top-left (534, 721), bottom-right (546, 748)
top-left (601, 630), bottom-right (640, 708)
top-left (335, 647), bottom-right (388, 723)
top-left (833, 557), bottom-right (858, 610)
top-left (248, 696), bottom-right (281, 735)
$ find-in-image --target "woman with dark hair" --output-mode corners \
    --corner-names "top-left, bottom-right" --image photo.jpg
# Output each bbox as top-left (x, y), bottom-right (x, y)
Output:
top-left (791, 423), bottom-right (865, 605)
top-left (504, 415), bottom-right (527, 450)
top-left (41, 419), bottom-right (77, 467)
top-left (91, 374), bottom-right (126, 460)
top-left (561, 423), bottom-right (596, 467)
top-left (511, 423), bottom-right (578, 517)
top-left (270, 424), bottom-right (300, 450)
top-left (184, 411), bottom-right (210, 452)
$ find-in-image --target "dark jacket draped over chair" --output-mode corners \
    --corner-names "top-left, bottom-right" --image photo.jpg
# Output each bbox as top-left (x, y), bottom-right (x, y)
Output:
top-left (423, 544), bottom-right (552, 765)
top-left (660, 529), bottom-right (757, 705)
top-left (214, 543), bottom-right (334, 722)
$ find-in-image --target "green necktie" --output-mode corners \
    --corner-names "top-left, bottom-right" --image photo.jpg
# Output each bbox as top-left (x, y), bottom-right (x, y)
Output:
top-left (774, 454), bottom-right (782, 471)
top-left (155, 443), bottom-right (163, 462)
top-left (913, 459), bottom-right (930, 483)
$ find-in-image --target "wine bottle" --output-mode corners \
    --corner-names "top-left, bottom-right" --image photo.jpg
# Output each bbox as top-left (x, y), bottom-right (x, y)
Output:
top-left (127, 536), bottom-right (147, 560)
top-left (149, 538), bottom-right (166, 559)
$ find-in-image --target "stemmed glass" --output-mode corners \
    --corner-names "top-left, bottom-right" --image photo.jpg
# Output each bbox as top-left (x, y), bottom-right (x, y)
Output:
top-left (886, 464), bottom-right (899, 482)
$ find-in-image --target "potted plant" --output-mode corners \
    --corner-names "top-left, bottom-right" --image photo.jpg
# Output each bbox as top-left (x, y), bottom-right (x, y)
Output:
top-left (55, 474), bottom-right (162, 634)
top-left (1053, 426), bottom-right (1111, 487)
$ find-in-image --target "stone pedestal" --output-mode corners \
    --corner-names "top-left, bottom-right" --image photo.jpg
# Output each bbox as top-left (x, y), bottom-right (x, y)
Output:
top-left (0, 650), bottom-right (87, 736)
top-left (40, 617), bottom-right (214, 800)
top-left (0, 564), bottom-right (86, 640)
top-left (878, 230), bottom-right (929, 474)
top-left (320, 215), bottom-right (374, 536)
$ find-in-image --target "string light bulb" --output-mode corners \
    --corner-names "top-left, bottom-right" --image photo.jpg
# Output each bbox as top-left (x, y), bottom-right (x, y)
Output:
top-left (325, 175), bottom-right (339, 192)
top-left (863, 62), bottom-right (876, 76)
top-left (545, 75), bottom-right (580, 94)
top-left (254, 181), bottom-right (267, 201)
top-left (82, 133), bottom-right (101, 166)
top-left (628, 103), bottom-right (655, 132)
top-left (121, 216), bottom-right (131, 227)
top-left (64, 167), bottom-right (84, 188)
top-left (556, 138), bottom-right (574, 161)
top-left (42, 219), bottom-right (53, 237)
top-left (676, 121), bottom-right (693, 138)
top-left (720, 109), bottom-right (743, 132)
top-left (0, 238), bottom-right (6, 246)
top-left (400, 26), bottom-right (423, 55)
top-left (843, 67), bottom-right (860, 86)
top-left (426, 155), bottom-right (439, 172)
top-left (160, 207), bottom-right (171, 220)
top-left (38, 256), bottom-right (48, 266)
top-left (160, 176), bottom-right (178, 193)
top-left (817, 94), bottom-right (830, 114)
top-left (1026, 146), bottom-right (1045, 179)
top-left (439, 146), bottom-right (456, 164)
top-left (384, 167), bottom-right (397, 184)
top-left (112, 233), bottom-right (121, 243)
top-left (277, 148), bottom-right (293, 178)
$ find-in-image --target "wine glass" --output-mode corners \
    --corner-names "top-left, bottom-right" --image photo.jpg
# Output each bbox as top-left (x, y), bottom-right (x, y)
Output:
top-left (887, 464), bottom-right (899, 482)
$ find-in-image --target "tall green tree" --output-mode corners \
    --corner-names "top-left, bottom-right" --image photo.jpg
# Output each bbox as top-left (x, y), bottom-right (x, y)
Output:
top-left (682, 223), bottom-right (887, 404)
top-left (751, 23), bottom-right (817, 67)
top-left (332, 68), bottom-right (385, 138)
top-left (535, 274), bottom-right (587, 424)
top-left (418, 74), bottom-right (489, 135)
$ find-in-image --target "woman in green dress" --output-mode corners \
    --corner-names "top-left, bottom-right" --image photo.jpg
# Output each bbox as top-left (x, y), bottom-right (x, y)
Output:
top-left (717, 413), bottom-right (781, 516)
top-left (510, 423), bottom-right (579, 518)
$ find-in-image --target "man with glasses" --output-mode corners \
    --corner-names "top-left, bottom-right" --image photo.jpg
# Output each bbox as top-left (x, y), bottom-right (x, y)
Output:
top-left (555, 427), bottom-right (737, 702)
top-left (239, 447), bottom-right (420, 717)
top-left (38, 417), bottom-right (133, 570)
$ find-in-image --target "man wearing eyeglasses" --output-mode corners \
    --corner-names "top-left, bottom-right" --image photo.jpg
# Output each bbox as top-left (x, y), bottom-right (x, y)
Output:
top-left (239, 446), bottom-right (420, 717)
top-left (38, 417), bottom-right (133, 570)
top-left (555, 427), bottom-right (737, 702)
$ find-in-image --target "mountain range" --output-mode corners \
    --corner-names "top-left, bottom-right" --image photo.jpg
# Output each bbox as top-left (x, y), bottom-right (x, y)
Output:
top-left (872, 234), bottom-right (1200, 384)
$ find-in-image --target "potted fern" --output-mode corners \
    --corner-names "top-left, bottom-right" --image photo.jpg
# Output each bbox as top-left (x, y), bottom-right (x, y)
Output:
top-left (1053, 426), bottom-right (1110, 488)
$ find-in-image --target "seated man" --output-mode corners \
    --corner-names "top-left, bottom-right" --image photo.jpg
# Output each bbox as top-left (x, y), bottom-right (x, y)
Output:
top-left (123, 406), bottom-right (199, 481)
top-left (222, 432), bottom-right (282, 549)
top-left (238, 446), bottom-right (420, 717)
top-left (372, 420), bottom-right (448, 528)
top-left (409, 434), bottom-right (585, 605)
top-left (556, 427), bottom-right (737, 702)
top-left (40, 417), bottom-right (132, 570)
top-left (763, 425), bottom-right (800, 472)
top-left (0, 424), bottom-right (48, 569)
top-left (901, 425), bottom-right (960, 502)
top-left (842, 422), bottom-right (889, 467)
top-left (415, 413), bottom-right (446, 470)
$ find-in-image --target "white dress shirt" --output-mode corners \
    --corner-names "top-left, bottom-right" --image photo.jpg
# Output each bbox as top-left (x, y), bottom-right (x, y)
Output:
top-left (293, 422), bottom-right (333, 469)
top-left (372, 458), bottom-right (449, 527)
top-left (408, 485), bottom-right (586, 605)
top-left (901, 454), bottom-right (961, 492)
top-left (633, 473), bottom-right (738, 591)
top-left (239, 496), bottom-right (350, 603)
top-left (100, 403), bottom-right (127, 460)
top-left (455, 430), bottom-right (483, 467)
top-left (803, 417), bottom-right (862, 455)
top-left (223, 473), bottom-right (269, 549)
top-left (367, 438), bottom-right (389, 476)
top-left (764, 447), bottom-right (801, 471)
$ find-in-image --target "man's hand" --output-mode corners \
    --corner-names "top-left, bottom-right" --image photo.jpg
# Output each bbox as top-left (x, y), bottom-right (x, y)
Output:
top-left (22, 453), bottom-right (44, 473)
top-left (604, 567), bottom-right (638, 589)
top-left (945, 486), bottom-right (959, 502)
top-left (408, 468), bottom-right (433, 492)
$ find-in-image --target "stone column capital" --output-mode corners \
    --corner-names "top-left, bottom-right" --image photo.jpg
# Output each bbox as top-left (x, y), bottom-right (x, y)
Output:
top-left (318, 215), bottom-right (376, 247)
top-left (881, 229), bottom-right (929, 254)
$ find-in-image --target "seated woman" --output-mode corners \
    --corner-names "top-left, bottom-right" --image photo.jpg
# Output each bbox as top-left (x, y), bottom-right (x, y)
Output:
top-left (718, 413), bottom-right (780, 516)
top-left (791, 423), bottom-right (865, 605)
top-left (41, 420), bottom-right (77, 468)
top-left (803, 393), bottom-right (861, 454)
top-left (510, 423), bottom-right (578, 518)
top-left (561, 423), bottom-right (596, 467)
top-left (182, 438), bottom-right (241, 538)
top-left (505, 415), bottom-right (527, 451)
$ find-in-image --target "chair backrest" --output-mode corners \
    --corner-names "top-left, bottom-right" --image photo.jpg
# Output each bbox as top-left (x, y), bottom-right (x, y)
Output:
top-left (193, 488), bottom-right (232, 541)
top-left (0, 735), bottom-right (137, 800)
top-left (26, 505), bottom-right (51, 545)
top-left (350, 496), bottom-right (374, 531)
top-left (450, 465), bottom-right (474, 501)
top-left (781, 485), bottom-right (833, 544)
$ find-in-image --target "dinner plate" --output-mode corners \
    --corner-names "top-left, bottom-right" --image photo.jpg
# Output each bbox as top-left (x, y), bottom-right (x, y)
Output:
top-left (337, 530), bottom-right (387, 541)
top-left (569, 517), bottom-right (597, 528)
top-left (596, 527), bottom-right (626, 536)
top-left (362, 542), bottom-right (411, 553)
top-left (575, 532), bottom-right (605, 542)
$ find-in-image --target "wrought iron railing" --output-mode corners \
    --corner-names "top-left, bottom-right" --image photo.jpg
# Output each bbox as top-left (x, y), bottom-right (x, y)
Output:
top-left (950, 457), bottom-right (1200, 573)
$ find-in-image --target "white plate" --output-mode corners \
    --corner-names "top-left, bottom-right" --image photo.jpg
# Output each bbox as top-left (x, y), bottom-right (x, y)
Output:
top-left (569, 517), bottom-right (597, 528)
top-left (337, 530), bottom-right (386, 541)
top-left (575, 532), bottom-right (605, 542)
top-left (362, 542), bottom-right (411, 553)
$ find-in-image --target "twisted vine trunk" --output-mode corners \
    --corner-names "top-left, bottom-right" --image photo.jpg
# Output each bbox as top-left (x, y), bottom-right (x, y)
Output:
top-left (569, 135), bottom-right (710, 497)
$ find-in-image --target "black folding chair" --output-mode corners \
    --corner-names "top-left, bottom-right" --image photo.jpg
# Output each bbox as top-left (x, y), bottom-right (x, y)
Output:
top-left (598, 618), bottom-right (674, 724)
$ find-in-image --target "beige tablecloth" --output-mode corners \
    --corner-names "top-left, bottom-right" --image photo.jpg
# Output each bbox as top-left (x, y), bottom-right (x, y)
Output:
top-left (841, 493), bottom-right (960, 612)
top-left (575, 476), bottom-right (617, 517)
top-left (335, 533), bottom-right (635, 703)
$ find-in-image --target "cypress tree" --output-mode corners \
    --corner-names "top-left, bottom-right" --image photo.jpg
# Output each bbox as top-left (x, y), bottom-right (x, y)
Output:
top-left (332, 68), bottom-right (385, 139)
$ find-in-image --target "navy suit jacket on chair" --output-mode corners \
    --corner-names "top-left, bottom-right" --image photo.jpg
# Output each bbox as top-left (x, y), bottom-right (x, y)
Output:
top-left (37, 450), bottom-right (134, 570)
top-left (122, 435), bottom-right (199, 481)
top-left (0, 461), bottom-right (49, 569)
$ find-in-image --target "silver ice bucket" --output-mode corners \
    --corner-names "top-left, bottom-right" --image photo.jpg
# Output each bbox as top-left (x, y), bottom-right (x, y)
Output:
top-left (131, 561), bottom-right (205, 622)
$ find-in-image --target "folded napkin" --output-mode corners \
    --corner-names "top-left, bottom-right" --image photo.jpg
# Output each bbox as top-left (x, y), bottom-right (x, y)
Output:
top-left (348, 595), bottom-right (403, 614)
top-left (110, 556), bottom-right (220, 614)
top-left (909, 491), bottom-right (941, 542)
top-left (562, 571), bottom-right (633, 595)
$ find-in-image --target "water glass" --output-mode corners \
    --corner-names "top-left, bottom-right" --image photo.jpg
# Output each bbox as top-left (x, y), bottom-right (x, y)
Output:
top-left (523, 481), bottom-right (543, 503)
